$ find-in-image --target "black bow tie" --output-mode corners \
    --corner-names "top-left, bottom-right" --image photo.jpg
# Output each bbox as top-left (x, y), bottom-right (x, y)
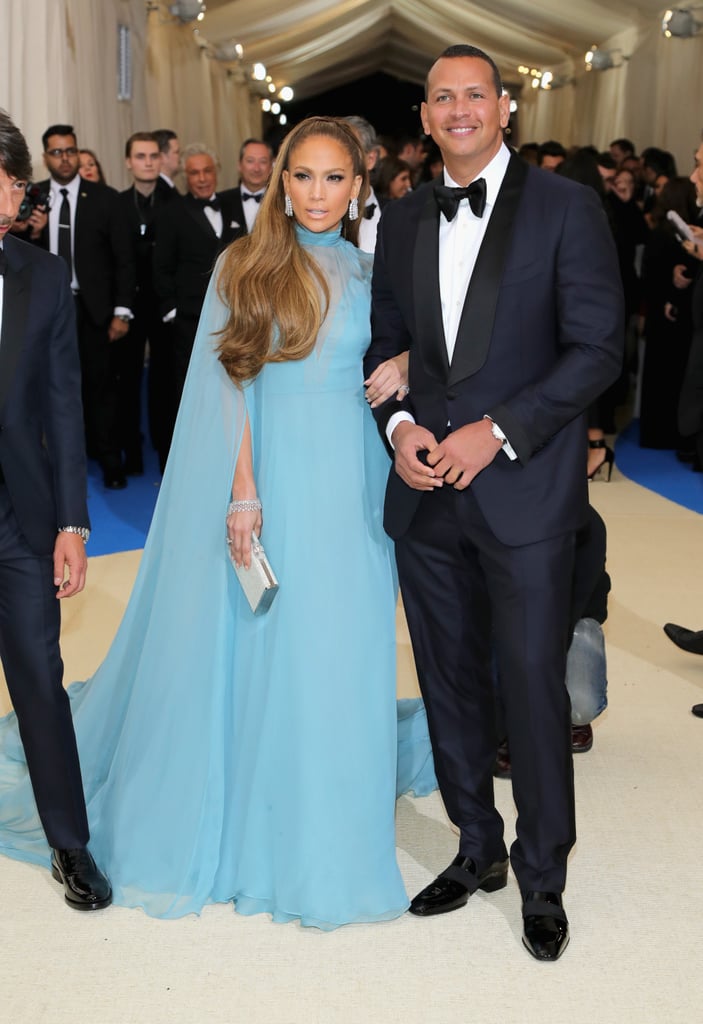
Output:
top-left (363, 202), bottom-right (377, 220)
top-left (0, 247), bottom-right (6, 276)
top-left (192, 196), bottom-right (221, 213)
top-left (241, 192), bottom-right (262, 203)
top-left (434, 178), bottom-right (487, 221)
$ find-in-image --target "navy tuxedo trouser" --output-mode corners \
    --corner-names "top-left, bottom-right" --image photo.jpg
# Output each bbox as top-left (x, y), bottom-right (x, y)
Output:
top-left (0, 486), bottom-right (89, 849)
top-left (395, 483), bottom-right (576, 894)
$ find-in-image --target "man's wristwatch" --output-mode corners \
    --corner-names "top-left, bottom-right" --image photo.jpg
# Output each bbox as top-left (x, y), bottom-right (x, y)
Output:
top-left (59, 526), bottom-right (90, 543)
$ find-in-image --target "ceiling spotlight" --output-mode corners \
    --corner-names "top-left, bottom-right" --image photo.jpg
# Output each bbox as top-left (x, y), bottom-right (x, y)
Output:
top-left (169, 1), bottom-right (206, 22)
top-left (268, 82), bottom-right (276, 93)
top-left (585, 47), bottom-right (614, 71)
top-left (279, 86), bottom-right (294, 102)
top-left (261, 98), bottom-right (271, 112)
top-left (662, 8), bottom-right (700, 37)
top-left (279, 114), bottom-right (287, 126)
top-left (252, 62), bottom-right (267, 81)
top-left (271, 102), bottom-right (281, 115)
top-left (509, 99), bottom-right (518, 113)
top-left (540, 71), bottom-right (553, 90)
top-left (214, 41), bottom-right (243, 61)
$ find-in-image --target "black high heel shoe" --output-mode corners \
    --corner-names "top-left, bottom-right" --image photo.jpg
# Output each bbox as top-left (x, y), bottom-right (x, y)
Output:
top-left (588, 439), bottom-right (614, 481)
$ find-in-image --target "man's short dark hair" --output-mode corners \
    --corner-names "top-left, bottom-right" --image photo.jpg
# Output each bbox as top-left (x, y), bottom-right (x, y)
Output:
top-left (125, 131), bottom-right (158, 158)
top-left (610, 137), bottom-right (635, 157)
top-left (0, 109), bottom-right (32, 180)
top-left (238, 137), bottom-right (272, 161)
top-left (597, 152), bottom-right (617, 170)
top-left (537, 140), bottom-right (567, 165)
top-left (152, 129), bottom-right (178, 155)
top-left (425, 44), bottom-right (503, 99)
top-left (42, 124), bottom-right (76, 151)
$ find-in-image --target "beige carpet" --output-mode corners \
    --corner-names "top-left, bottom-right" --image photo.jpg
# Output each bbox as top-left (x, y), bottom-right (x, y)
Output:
top-left (2, 467), bottom-right (703, 1024)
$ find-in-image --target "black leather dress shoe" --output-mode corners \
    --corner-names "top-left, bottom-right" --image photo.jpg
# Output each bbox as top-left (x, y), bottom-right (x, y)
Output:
top-left (663, 622), bottom-right (703, 655)
top-left (409, 854), bottom-right (509, 916)
top-left (522, 891), bottom-right (569, 961)
top-left (571, 723), bottom-right (593, 752)
top-left (692, 704), bottom-right (703, 718)
top-left (51, 848), bottom-right (112, 911)
top-left (494, 739), bottom-right (512, 779)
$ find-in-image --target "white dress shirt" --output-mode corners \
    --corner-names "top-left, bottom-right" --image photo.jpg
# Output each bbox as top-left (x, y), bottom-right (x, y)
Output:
top-left (240, 189), bottom-right (265, 233)
top-left (358, 187), bottom-right (381, 255)
top-left (202, 195), bottom-right (223, 239)
top-left (48, 174), bottom-right (80, 290)
top-left (386, 144), bottom-right (516, 459)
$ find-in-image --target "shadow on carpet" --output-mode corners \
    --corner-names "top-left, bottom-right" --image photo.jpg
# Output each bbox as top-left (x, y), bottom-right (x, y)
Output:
top-left (85, 445), bottom-right (161, 557)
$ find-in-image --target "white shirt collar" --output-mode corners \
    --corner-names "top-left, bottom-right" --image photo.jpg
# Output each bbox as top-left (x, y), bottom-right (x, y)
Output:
top-left (443, 143), bottom-right (511, 209)
top-left (50, 174), bottom-right (81, 199)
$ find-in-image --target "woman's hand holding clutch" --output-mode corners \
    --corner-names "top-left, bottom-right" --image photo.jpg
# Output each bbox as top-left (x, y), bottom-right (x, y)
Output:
top-left (226, 498), bottom-right (263, 569)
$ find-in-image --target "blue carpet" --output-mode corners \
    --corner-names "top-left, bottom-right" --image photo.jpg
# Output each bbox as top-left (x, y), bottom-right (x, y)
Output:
top-left (615, 419), bottom-right (703, 515)
top-left (85, 444), bottom-right (161, 556)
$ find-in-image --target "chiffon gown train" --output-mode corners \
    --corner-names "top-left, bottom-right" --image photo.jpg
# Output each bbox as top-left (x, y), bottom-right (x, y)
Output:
top-left (0, 225), bottom-right (436, 927)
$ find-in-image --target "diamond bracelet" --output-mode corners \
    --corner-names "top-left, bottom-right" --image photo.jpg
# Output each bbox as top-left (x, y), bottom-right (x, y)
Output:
top-left (227, 499), bottom-right (262, 516)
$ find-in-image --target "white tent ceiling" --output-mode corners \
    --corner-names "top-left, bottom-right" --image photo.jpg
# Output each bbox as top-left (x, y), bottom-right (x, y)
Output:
top-left (198, 0), bottom-right (673, 98)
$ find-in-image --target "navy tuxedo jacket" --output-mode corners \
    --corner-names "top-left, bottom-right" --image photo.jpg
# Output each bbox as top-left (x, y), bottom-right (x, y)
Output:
top-left (366, 156), bottom-right (624, 546)
top-left (0, 235), bottom-right (89, 554)
top-left (152, 190), bottom-right (245, 319)
top-left (35, 177), bottom-right (136, 325)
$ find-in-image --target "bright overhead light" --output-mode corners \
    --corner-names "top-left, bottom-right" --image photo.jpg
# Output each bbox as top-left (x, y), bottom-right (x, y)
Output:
top-left (268, 82), bottom-right (276, 93)
top-left (540, 71), bottom-right (553, 90)
top-left (252, 62), bottom-right (267, 81)
top-left (261, 98), bottom-right (271, 112)
top-left (585, 47), bottom-right (614, 71)
top-left (279, 114), bottom-right (287, 126)
top-left (279, 86), bottom-right (294, 102)
top-left (271, 102), bottom-right (281, 115)
top-left (662, 8), bottom-right (700, 37)
top-left (509, 99), bottom-right (518, 113)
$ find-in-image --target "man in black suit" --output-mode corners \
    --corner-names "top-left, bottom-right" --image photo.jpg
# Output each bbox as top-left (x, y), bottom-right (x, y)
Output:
top-left (31, 125), bottom-right (136, 489)
top-left (153, 142), bottom-right (243, 462)
top-left (0, 110), bottom-right (110, 909)
top-left (365, 45), bottom-right (623, 960)
top-left (152, 128), bottom-right (181, 193)
top-left (118, 132), bottom-right (178, 474)
top-left (220, 138), bottom-right (273, 236)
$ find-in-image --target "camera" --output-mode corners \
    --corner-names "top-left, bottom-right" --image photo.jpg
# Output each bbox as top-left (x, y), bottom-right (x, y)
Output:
top-left (16, 182), bottom-right (50, 222)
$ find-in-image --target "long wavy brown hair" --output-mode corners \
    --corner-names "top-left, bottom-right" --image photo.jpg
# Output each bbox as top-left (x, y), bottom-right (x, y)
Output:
top-left (217, 117), bottom-right (369, 386)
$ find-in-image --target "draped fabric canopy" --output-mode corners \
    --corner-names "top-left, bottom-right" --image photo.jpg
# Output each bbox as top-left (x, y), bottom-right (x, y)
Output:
top-left (1, 1), bottom-right (702, 189)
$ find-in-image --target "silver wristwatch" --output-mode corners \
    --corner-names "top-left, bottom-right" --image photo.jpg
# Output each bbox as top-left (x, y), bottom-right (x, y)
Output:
top-left (59, 525), bottom-right (91, 543)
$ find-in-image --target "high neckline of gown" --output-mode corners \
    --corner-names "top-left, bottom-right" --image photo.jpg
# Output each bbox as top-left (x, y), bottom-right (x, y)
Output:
top-left (295, 223), bottom-right (344, 248)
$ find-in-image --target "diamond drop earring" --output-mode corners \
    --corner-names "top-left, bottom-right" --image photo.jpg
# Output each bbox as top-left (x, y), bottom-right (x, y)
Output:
top-left (348, 196), bottom-right (359, 221)
top-left (284, 194), bottom-right (293, 217)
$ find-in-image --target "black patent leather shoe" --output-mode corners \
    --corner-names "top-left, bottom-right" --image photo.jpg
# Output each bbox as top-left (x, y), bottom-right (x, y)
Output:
top-left (663, 622), bottom-right (703, 655)
top-left (409, 854), bottom-right (509, 917)
top-left (51, 847), bottom-right (112, 911)
top-left (522, 891), bottom-right (569, 961)
top-left (692, 704), bottom-right (703, 718)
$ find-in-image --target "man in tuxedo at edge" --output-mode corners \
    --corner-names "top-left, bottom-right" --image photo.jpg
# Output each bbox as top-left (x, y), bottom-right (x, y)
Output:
top-left (118, 132), bottom-right (178, 474)
top-left (32, 124), bottom-right (136, 490)
top-left (365, 45), bottom-right (623, 960)
top-left (0, 110), bottom-right (110, 909)
top-left (220, 138), bottom-right (273, 237)
top-left (153, 142), bottom-right (243, 464)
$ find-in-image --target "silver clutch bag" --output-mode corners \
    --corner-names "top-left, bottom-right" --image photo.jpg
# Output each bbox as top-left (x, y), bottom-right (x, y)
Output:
top-left (229, 532), bottom-right (279, 614)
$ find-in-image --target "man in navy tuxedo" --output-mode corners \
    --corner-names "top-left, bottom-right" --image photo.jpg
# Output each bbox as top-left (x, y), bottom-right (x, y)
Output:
top-left (0, 110), bottom-right (110, 909)
top-left (366, 45), bottom-right (623, 960)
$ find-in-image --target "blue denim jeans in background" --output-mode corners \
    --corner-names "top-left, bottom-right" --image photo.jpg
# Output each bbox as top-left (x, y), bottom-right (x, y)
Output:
top-left (567, 617), bottom-right (608, 725)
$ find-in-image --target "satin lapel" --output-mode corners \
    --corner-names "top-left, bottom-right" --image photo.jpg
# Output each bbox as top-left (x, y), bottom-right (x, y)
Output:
top-left (413, 188), bottom-right (450, 382)
top-left (0, 242), bottom-right (32, 414)
top-left (448, 155), bottom-right (528, 386)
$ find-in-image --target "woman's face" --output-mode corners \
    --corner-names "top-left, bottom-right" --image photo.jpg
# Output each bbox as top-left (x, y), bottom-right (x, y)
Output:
top-left (389, 169), bottom-right (412, 199)
top-left (79, 152), bottom-right (100, 182)
top-left (282, 135), bottom-right (361, 234)
top-left (612, 171), bottom-right (634, 202)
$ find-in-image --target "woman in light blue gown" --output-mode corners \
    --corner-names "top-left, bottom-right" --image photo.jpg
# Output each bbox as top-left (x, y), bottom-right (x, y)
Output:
top-left (0, 118), bottom-right (435, 926)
